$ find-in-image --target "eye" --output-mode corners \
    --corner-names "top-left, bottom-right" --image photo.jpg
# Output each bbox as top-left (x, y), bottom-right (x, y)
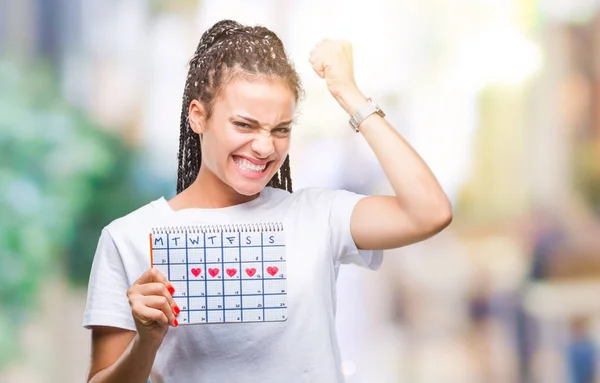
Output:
top-left (233, 121), bottom-right (253, 129)
top-left (273, 127), bottom-right (291, 136)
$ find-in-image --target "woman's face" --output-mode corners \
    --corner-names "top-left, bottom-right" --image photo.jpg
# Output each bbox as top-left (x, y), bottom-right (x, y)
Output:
top-left (190, 76), bottom-right (296, 196)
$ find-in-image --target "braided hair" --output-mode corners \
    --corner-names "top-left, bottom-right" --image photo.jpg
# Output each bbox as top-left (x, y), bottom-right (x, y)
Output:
top-left (176, 19), bottom-right (302, 194)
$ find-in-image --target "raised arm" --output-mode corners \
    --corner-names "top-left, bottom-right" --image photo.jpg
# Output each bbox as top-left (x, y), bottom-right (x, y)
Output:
top-left (309, 40), bottom-right (453, 250)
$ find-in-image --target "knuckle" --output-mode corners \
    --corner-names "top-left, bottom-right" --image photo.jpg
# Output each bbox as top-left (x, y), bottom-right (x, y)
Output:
top-left (130, 302), bottom-right (142, 314)
top-left (127, 287), bottom-right (139, 301)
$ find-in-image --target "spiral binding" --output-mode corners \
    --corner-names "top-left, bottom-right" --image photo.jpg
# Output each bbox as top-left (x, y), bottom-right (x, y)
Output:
top-left (151, 222), bottom-right (283, 235)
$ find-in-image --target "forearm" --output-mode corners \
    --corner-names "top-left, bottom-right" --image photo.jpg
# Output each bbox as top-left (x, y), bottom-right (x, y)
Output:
top-left (336, 88), bottom-right (452, 220)
top-left (89, 335), bottom-right (160, 383)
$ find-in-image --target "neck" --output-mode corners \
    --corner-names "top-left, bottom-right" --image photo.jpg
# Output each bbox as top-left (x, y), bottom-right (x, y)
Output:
top-left (171, 166), bottom-right (259, 210)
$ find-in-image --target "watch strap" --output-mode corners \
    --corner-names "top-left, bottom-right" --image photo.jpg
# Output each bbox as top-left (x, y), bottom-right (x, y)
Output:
top-left (349, 98), bottom-right (385, 132)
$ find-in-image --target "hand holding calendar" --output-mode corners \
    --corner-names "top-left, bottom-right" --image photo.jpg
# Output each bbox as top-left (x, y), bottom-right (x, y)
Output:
top-left (127, 268), bottom-right (180, 343)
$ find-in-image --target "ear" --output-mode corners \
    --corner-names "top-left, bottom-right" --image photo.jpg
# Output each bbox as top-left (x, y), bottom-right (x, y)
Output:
top-left (188, 99), bottom-right (208, 134)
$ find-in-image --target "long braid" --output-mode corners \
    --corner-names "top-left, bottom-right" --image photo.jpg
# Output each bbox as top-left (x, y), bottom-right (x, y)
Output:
top-left (269, 155), bottom-right (292, 191)
top-left (284, 157), bottom-right (293, 191)
top-left (268, 169), bottom-right (281, 189)
top-left (176, 20), bottom-right (301, 194)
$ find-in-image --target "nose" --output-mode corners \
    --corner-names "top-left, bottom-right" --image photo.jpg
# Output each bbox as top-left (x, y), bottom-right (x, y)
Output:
top-left (251, 131), bottom-right (275, 159)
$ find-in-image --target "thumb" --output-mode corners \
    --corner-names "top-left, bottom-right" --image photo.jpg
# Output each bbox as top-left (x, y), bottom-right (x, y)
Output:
top-left (309, 54), bottom-right (326, 78)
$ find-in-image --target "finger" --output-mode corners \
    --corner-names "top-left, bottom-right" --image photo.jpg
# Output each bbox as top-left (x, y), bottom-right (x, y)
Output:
top-left (308, 55), bottom-right (326, 78)
top-left (308, 50), bottom-right (321, 65)
top-left (134, 268), bottom-right (176, 295)
top-left (131, 302), bottom-right (169, 327)
top-left (313, 67), bottom-right (325, 78)
top-left (140, 295), bottom-right (178, 326)
top-left (130, 282), bottom-right (179, 315)
top-left (133, 268), bottom-right (161, 285)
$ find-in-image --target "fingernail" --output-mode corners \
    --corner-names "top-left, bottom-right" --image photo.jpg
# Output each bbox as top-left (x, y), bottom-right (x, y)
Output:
top-left (168, 286), bottom-right (175, 295)
top-left (173, 319), bottom-right (179, 327)
top-left (173, 306), bottom-right (180, 315)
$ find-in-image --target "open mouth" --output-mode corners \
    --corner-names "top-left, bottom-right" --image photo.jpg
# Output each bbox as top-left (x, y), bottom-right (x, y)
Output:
top-left (233, 156), bottom-right (272, 176)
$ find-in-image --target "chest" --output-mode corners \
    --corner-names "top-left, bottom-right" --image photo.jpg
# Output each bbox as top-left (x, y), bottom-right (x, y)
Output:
top-left (122, 204), bottom-right (336, 320)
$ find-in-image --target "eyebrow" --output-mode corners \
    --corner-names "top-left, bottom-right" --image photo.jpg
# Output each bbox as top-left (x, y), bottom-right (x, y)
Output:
top-left (236, 115), bottom-right (293, 127)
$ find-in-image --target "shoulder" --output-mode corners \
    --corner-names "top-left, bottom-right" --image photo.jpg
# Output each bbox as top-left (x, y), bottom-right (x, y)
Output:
top-left (103, 197), bottom-right (165, 240)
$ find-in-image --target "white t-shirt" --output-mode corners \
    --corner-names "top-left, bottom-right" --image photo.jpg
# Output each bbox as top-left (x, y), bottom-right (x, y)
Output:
top-left (83, 187), bottom-right (383, 382)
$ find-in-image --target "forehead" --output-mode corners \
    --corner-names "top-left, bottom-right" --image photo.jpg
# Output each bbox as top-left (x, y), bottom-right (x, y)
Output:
top-left (215, 75), bottom-right (296, 120)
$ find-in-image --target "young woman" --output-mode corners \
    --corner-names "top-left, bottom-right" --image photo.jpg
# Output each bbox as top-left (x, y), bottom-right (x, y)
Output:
top-left (83, 19), bottom-right (452, 383)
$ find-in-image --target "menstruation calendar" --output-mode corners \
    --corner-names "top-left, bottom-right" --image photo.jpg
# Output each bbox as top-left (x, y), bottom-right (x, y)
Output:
top-left (150, 223), bottom-right (287, 325)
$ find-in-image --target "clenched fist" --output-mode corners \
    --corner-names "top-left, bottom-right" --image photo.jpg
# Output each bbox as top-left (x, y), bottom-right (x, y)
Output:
top-left (309, 39), bottom-right (367, 115)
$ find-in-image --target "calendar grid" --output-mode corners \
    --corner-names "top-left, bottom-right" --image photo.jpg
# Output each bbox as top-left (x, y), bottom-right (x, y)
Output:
top-left (157, 245), bottom-right (279, 249)
top-left (203, 232), bottom-right (208, 319)
top-left (178, 292), bottom-right (286, 298)
top-left (261, 232), bottom-right (265, 321)
top-left (238, 231), bottom-right (244, 321)
top-left (167, 233), bottom-right (171, 282)
top-left (150, 223), bottom-right (287, 325)
top-left (187, 307), bottom-right (268, 312)
top-left (185, 232), bottom-right (190, 323)
top-left (220, 231), bottom-right (225, 321)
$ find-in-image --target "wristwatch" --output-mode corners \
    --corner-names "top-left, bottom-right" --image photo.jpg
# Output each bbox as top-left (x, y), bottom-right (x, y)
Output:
top-left (349, 98), bottom-right (385, 132)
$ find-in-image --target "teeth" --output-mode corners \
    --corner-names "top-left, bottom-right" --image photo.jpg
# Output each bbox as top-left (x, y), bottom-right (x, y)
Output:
top-left (235, 157), bottom-right (267, 172)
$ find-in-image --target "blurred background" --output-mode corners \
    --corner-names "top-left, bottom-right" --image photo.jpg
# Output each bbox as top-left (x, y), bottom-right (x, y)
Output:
top-left (1, 0), bottom-right (600, 382)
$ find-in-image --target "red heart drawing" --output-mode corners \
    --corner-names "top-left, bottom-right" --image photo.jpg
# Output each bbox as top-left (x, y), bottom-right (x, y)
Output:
top-left (191, 268), bottom-right (202, 277)
top-left (267, 266), bottom-right (279, 276)
top-left (245, 268), bottom-right (256, 277)
top-left (226, 268), bottom-right (237, 277)
top-left (208, 268), bottom-right (219, 277)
